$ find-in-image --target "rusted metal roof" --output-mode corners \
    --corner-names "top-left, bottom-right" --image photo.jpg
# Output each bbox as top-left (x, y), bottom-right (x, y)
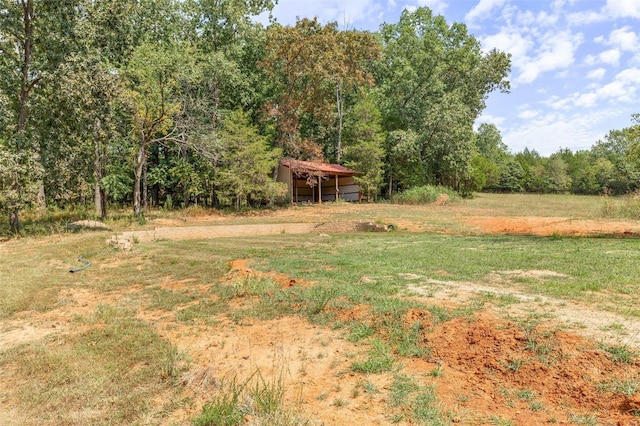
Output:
top-left (280, 158), bottom-right (357, 176)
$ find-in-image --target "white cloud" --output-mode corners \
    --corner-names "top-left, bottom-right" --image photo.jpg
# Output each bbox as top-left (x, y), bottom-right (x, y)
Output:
top-left (586, 27), bottom-right (639, 67)
top-left (568, 0), bottom-right (640, 25)
top-left (567, 10), bottom-right (606, 25)
top-left (503, 110), bottom-right (616, 155)
top-left (605, 0), bottom-right (640, 18)
top-left (481, 30), bottom-right (533, 60)
top-left (465, 0), bottom-right (506, 24)
top-left (516, 30), bottom-right (583, 84)
top-left (518, 109), bottom-right (540, 119)
top-left (599, 48), bottom-right (621, 66)
top-left (587, 68), bottom-right (607, 79)
top-left (546, 67), bottom-right (640, 109)
top-left (607, 27), bottom-right (639, 52)
top-left (535, 11), bottom-right (559, 27)
top-left (475, 113), bottom-right (506, 126)
top-left (584, 54), bottom-right (597, 66)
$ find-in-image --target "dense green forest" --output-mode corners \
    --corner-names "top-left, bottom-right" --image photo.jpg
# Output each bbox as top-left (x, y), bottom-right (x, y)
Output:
top-left (0, 1), bottom-right (638, 232)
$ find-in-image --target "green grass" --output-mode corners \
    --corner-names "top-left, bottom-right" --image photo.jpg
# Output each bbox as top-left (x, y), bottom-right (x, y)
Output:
top-left (352, 339), bottom-right (396, 374)
top-left (0, 306), bottom-right (186, 424)
top-left (597, 376), bottom-right (639, 397)
top-left (2, 195), bottom-right (640, 424)
top-left (599, 344), bottom-right (637, 364)
top-left (216, 232), bottom-right (640, 314)
top-left (388, 374), bottom-right (450, 425)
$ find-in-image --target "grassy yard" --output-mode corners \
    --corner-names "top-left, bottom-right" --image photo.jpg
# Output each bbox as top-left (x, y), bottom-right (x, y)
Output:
top-left (1, 194), bottom-right (639, 425)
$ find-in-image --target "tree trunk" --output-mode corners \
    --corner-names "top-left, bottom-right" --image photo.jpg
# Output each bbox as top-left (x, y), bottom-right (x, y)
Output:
top-left (142, 163), bottom-right (148, 212)
top-left (182, 146), bottom-right (188, 207)
top-left (133, 143), bottom-right (146, 215)
top-left (336, 83), bottom-right (343, 164)
top-left (93, 122), bottom-right (107, 219)
top-left (94, 180), bottom-right (103, 218)
top-left (9, 209), bottom-right (20, 233)
top-left (8, 0), bottom-right (36, 231)
top-left (270, 164), bottom-right (279, 208)
top-left (36, 181), bottom-right (45, 210)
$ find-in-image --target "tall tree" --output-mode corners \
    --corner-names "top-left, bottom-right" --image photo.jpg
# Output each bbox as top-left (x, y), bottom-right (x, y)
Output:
top-left (183, 0), bottom-right (276, 54)
top-left (216, 109), bottom-right (284, 210)
top-left (261, 18), bottom-right (380, 161)
top-left (471, 123), bottom-right (509, 190)
top-left (0, 0), bottom-right (76, 230)
top-left (343, 95), bottom-right (385, 201)
top-left (377, 7), bottom-right (510, 191)
top-left (124, 41), bottom-right (194, 215)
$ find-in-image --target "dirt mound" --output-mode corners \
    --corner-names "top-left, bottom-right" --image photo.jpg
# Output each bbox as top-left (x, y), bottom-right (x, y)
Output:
top-left (223, 259), bottom-right (312, 289)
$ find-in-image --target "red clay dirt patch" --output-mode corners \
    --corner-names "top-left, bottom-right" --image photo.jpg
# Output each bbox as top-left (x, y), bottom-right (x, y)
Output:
top-left (427, 311), bottom-right (640, 425)
top-left (224, 259), bottom-right (312, 289)
top-left (465, 216), bottom-right (640, 237)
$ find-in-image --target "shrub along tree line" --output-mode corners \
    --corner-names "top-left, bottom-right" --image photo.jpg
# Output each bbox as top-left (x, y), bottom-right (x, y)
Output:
top-left (0, 1), bottom-right (632, 232)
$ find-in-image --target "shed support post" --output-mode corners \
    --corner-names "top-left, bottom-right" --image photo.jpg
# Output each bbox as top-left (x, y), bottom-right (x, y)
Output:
top-left (292, 174), bottom-right (296, 204)
top-left (335, 175), bottom-right (339, 201)
top-left (318, 176), bottom-right (322, 204)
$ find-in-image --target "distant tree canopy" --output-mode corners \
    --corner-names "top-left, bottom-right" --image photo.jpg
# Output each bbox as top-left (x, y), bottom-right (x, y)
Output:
top-left (469, 115), bottom-right (640, 195)
top-left (0, 1), bottom-right (634, 231)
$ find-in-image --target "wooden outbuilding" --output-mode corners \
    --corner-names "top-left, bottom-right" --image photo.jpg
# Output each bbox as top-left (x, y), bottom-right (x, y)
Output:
top-left (277, 158), bottom-right (360, 204)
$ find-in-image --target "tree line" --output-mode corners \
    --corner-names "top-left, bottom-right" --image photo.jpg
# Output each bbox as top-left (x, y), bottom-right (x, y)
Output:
top-left (0, 1), bottom-right (631, 233)
top-left (472, 115), bottom-right (640, 195)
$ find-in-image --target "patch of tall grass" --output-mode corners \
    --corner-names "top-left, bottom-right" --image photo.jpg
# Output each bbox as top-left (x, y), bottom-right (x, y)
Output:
top-left (192, 367), bottom-right (308, 426)
top-left (391, 185), bottom-right (460, 205)
top-left (601, 190), bottom-right (640, 219)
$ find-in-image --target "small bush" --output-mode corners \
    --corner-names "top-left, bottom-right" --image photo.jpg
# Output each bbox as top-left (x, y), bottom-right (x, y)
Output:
top-left (392, 185), bottom-right (459, 205)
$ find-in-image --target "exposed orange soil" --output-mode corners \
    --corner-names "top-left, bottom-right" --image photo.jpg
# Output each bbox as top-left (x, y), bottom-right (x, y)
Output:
top-left (465, 216), bottom-right (640, 237)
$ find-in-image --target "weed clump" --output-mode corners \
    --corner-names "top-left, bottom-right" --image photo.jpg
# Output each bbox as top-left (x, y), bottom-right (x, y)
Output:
top-left (392, 185), bottom-right (459, 205)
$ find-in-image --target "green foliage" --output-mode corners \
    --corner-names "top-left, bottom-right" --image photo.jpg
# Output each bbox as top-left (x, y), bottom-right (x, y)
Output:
top-left (392, 185), bottom-right (459, 205)
top-left (261, 18), bottom-right (381, 159)
top-left (496, 159), bottom-right (526, 192)
top-left (0, 147), bottom-right (44, 229)
top-left (343, 95), bottom-right (386, 202)
top-left (385, 129), bottom-right (426, 191)
top-left (378, 7), bottom-right (510, 192)
top-left (216, 109), bottom-right (285, 210)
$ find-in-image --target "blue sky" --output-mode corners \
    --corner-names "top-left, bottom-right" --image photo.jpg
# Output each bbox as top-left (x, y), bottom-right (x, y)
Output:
top-left (261, 0), bottom-right (640, 156)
